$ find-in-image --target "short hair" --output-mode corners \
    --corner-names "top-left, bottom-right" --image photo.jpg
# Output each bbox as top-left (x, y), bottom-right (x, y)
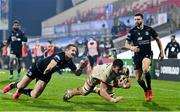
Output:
top-left (171, 35), bottom-right (175, 38)
top-left (13, 20), bottom-right (20, 24)
top-left (48, 40), bottom-right (52, 44)
top-left (65, 44), bottom-right (77, 50)
top-left (135, 13), bottom-right (144, 19)
top-left (112, 59), bottom-right (124, 68)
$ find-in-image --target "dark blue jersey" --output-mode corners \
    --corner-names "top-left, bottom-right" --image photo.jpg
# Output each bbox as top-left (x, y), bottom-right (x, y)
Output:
top-left (36, 52), bottom-right (77, 75)
top-left (7, 29), bottom-right (27, 55)
top-left (165, 41), bottom-right (180, 58)
top-left (126, 25), bottom-right (158, 55)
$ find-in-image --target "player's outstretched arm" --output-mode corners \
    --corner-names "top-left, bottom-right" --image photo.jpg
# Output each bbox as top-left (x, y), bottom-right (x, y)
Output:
top-left (43, 59), bottom-right (57, 74)
top-left (99, 82), bottom-right (123, 103)
top-left (73, 60), bottom-right (88, 76)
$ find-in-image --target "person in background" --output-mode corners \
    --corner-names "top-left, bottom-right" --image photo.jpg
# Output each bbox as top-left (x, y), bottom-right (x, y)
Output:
top-left (86, 37), bottom-right (100, 70)
top-left (32, 40), bottom-right (44, 63)
top-left (7, 20), bottom-right (27, 80)
top-left (44, 40), bottom-right (59, 58)
top-left (0, 40), bottom-right (8, 69)
top-left (164, 35), bottom-right (180, 58)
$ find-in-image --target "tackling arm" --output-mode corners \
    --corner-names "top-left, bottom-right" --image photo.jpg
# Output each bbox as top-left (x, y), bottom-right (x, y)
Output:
top-left (99, 82), bottom-right (123, 103)
top-left (43, 59), bottom-right (57, 74)
top-left (73, 60), bottom-right (88, 76)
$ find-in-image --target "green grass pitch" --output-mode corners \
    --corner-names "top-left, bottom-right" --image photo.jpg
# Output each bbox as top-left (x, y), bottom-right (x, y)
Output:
top-left (0, 70), bottom-right (180, 111)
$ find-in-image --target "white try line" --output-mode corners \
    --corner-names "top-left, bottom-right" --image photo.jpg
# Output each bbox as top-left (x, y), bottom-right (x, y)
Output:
top-left (61, 75), bottom-right (180, 93)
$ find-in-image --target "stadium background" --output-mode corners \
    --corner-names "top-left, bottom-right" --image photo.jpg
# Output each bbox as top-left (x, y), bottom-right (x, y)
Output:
top-left (0, 0), bottom-right (180, 111)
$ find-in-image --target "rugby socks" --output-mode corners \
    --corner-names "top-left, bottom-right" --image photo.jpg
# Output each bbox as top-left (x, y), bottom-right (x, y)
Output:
top-left (9, 65), bottom-right (13, 75)
top-left (10, 82), bottom-right (18, 89)
top-left (18, 89), bottom-right (32, 97)
top-left (145, 72), bottom-right (151, 90)
top-left (138, 80), bottom-right (147, 92)
top-left (93, 87), bottom-right (100, 96)
top-left (10, 70), bottom-right (13, 76)
top-left (17, 68), bottom-right (21, 74)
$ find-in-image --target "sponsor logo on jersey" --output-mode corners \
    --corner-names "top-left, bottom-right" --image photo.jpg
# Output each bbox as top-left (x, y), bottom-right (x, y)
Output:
top-left (137, 37), bottom-right (143, 41)
top-left (145, 31), bottom-right (149, 35)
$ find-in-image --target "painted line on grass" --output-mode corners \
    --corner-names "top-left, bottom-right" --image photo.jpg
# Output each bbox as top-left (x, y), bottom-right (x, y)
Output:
top-left (61, 75), bottom-right (180, 93)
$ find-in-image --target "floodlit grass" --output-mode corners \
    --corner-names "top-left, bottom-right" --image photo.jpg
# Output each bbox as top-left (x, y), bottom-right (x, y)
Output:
top-left (0, 70), bottom-right (180, 111)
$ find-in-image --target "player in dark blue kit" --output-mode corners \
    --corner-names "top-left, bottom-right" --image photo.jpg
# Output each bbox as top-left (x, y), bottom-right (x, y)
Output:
top-left (125, 13), bottom-right (164, 101)
top-left (164, 35), bottom-right (180, 58)
top-left (7, 20), bottom-right (27, 80)
top-left (2, 44), bottom-right (87, 100)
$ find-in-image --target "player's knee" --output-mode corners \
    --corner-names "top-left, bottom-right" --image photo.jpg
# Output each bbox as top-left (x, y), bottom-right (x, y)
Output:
top-left (135, 75), bottom-right (141, 81)
top-left (82, 91), bottom-right (89, 96)
top-left (30, 90), bottom-right (41, 98)
top-left (17, 83), bottom-right (26, 89)
top-left (136, 77), bottom-right (142, 82)
top-left (82, 88), bottom-right (90, 96)
top-left (75, 87), bottom-right (86, 96)
top-left (143, 68), bottom-right (149, 73)
top-left (31, 93), bottom-right (39, 98)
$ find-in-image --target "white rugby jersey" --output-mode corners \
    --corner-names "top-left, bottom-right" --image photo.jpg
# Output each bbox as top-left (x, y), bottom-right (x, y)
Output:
top-left (91, 64), bottom-right (115, 83)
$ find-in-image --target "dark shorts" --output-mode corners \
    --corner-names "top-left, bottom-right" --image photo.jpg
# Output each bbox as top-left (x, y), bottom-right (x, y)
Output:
top-left (10, 49), bottom-right (22, 59)
top-left (26, 63), bottom-right (52, 83)
top-left (10, 53), bottom-right (22, 59)
top-left (88, 55), bottom-right (98, 67)
top-left (133, 54), bottom-right (152, 70)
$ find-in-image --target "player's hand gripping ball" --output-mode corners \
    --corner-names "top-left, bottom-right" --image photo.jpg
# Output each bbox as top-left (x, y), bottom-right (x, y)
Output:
top-left (113, 75), bottom-right (128, 88)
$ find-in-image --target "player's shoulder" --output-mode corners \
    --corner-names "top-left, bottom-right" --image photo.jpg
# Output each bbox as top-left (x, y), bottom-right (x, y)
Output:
top-left (55, 52), bottom-right (65, 56)
top-left (119, 67), bottom-right (129, 76)
top-left (129, 26), bottom-right (137, 32)
top-left (144, 25), bottom-right (153, 30)
top-left (96, 63), bottom-right (112, 69)
top-left (53, 52), bottom-right (65, 60)
top-left (103, 63), bottom-right (113, 68)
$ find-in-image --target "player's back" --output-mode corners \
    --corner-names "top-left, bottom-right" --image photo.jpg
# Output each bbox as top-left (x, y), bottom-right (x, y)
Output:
top-left (91, 64), bottom-right (112, 81)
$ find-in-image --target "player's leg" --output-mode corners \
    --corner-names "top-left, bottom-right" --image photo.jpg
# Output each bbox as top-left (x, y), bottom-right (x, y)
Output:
top-left (88, 56), bottom-right (93, 69)
top-left (93, 86), bottom-right (114, 97)
top-left (133, 55), bottom-right (149, 100)
top-left (142, 57), bottom-right (153, 100)
top-left (93, 55), bottom-right (98, 67)
top-left (63, 77), bottom-right (98, 101)
top-left (2, 75), bottom-right (33, 93)
top-left (28, 80), bottom-right (47, 98)
top-left (135, 69), bottom-right (149, 100)
top-left (3, 64), bottom-right (35, 95)
top-left (9, 54), bottom-right (15, 80)
top-left (13, 80), bottom-right (47, 99)
top-left (63, 87), bottom-right (83, 102)
top-left (17, 58), bottom-right (22, 80)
